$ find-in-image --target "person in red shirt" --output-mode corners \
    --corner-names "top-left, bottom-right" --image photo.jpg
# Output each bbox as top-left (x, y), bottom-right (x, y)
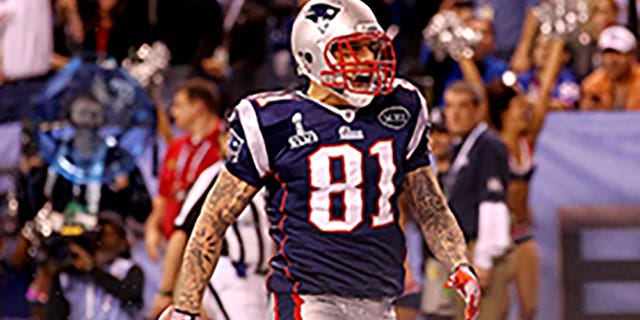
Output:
top-left (145, 78), bottom-right (223, 260)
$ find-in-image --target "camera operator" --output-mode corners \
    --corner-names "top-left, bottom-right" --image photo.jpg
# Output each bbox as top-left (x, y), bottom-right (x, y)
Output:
top-left (27, 210), bottom-right (144, 320)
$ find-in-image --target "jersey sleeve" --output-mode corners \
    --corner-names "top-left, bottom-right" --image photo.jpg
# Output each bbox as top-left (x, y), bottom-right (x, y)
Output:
top-left (403, 88), bottom-right (432, 173)
top-left (224, 99), bottom-right (271, 187)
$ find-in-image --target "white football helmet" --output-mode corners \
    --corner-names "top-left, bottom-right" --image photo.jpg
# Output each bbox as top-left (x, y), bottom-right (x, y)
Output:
top-left (291, 0), bottom-right (396, 108)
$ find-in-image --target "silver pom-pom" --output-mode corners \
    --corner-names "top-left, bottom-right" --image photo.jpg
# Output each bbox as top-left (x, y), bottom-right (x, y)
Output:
top-left (122, 41), bottom-right (172, 88)
top-left (423, 11), bottom-right (482, 61)
top-left (533, 0), bottom-right (590, 40)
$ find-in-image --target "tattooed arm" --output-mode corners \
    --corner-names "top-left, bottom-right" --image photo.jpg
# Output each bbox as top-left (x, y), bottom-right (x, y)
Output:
top-left (172, 167), bottom-right (259, 315)
top-left (403, 166), bottom-right (469, 271)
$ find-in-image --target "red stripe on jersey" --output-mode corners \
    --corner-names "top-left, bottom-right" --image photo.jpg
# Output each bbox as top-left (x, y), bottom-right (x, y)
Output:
top-left (292, 293), bottom-right (305, 320)
top-left (280, 230), bottom-right (294, 279)
top-left (270, 174), bottom-right (300, 291)
top-left (293, 282), bottom-right (301, 294)
top-left (274, 173), bottom-right (288, 212)
top-left (273, 293), bottom-right (280, 320)
top-left (280, 185), bottom-right (288, 212)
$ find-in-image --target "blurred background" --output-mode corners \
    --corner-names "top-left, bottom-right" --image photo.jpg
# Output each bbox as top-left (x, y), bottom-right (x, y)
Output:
top-left (0, 0), bottom-right (639, 319)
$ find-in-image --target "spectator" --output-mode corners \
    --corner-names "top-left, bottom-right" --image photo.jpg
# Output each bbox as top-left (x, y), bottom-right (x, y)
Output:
top-left (28, 211), bottom-right (145, 320)
top-left (144, 78), bottom-right (222, 261)
top-left (78, 0), bottom-right (152, 62)
top-left (52, 0), bottom-right (85, 66)
top-left (588, 0), bottom-right (621, 43)
top-left (442, 81), bottom-right (512, 320)
top-left (0, 0), bottom-right (54, 123)
top-left (581, 26), bottom-right (640, 111)
top-left (518, 34), bottom-right (581, 109)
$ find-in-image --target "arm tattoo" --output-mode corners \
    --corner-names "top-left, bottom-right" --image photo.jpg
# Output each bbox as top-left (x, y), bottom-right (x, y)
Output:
top-left (403, 167), bottom-right (469, 271)
top-left (174, 168), bottom-right (259, 313)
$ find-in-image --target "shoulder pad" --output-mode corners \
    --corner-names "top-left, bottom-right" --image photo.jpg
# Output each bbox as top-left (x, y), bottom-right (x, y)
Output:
top-left (245, 90), bottom-right (297, 108)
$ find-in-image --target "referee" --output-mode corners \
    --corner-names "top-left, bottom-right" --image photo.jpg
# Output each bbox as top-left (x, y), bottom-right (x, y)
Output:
top-left (148, 129), bottom-right (272, 320)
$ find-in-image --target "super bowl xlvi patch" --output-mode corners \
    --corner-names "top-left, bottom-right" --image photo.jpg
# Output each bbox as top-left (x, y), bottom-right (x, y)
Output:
top-left (487, 177), bottom-right (504, 193)
top-left (227, 128), bottom-right (245, 163)
top-left (378, 106), bottom-right (411, 130)
top-left (288, 112), bottom-right (318, 149)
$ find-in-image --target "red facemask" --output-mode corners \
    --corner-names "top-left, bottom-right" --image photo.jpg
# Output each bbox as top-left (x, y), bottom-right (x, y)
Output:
top-left (321, 31), bottom-right (396, 96)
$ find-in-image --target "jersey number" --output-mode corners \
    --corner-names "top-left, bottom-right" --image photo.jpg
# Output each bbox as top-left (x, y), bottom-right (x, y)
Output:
top-left (308, 140), bottom-right (396, 233)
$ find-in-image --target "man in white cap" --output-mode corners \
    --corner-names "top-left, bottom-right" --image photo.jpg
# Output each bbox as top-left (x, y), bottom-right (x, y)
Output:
top-left (580, 25), bottom-right (640, 111)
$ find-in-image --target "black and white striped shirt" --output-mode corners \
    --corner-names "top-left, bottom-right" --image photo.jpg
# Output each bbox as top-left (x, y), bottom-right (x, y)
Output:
top-left (173, 161), bottom-right (272, 274)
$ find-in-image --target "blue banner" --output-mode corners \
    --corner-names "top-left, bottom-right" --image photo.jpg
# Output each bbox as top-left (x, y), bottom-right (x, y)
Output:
top-left (530, 112), bottom-right (640, 319)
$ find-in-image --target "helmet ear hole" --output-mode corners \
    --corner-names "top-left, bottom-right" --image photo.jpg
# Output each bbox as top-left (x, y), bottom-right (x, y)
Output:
top-left (304, 52), bottom-right (314, 64)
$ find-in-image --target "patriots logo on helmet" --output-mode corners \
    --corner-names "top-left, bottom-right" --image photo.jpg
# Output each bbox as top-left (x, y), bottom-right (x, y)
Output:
top-left (305, 3), bottom-right (341, 34)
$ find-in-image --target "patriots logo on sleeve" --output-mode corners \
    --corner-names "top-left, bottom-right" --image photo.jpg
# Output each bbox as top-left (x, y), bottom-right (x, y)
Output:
top-left (305, 3), bottom-right (341, 34)
top-left (227, 128), bottom-right (245, 163)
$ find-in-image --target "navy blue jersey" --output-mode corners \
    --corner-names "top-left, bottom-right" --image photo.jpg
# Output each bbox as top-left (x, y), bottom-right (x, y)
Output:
top-left (225, 79), bottom-right (431, 298)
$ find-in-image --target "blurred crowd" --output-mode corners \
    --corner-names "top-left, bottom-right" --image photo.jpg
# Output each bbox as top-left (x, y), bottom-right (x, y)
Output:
top-left (1, 0), bottom-right (639, 319)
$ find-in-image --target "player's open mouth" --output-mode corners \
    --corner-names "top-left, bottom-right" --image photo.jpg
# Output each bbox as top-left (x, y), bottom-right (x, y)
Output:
top-left (350, 73), bottom-right (373, 88)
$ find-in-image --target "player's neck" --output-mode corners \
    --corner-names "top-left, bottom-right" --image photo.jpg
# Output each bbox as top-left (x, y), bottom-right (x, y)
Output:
top-left (188, 115), bottom-right (218, 141)
top-left (307, 81), bottom-right (351, 107)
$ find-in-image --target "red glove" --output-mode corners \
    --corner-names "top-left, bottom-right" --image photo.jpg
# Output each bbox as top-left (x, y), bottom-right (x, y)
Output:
top-left (444, 264), bottom-right (481, 320)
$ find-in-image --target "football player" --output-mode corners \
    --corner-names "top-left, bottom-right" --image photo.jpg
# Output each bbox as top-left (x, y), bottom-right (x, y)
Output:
top-left (163, 0), bottom-right (480, 319)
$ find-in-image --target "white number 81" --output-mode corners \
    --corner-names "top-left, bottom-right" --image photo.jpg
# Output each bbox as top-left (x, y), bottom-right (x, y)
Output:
top-left (308, 140), bottom-right (396, 233)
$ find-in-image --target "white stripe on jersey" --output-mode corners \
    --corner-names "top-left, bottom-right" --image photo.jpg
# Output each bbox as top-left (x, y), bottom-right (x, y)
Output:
top-left (396, 79), bottom-right (430, 159)
top-left (236, 99), bottom-right (271, 177)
